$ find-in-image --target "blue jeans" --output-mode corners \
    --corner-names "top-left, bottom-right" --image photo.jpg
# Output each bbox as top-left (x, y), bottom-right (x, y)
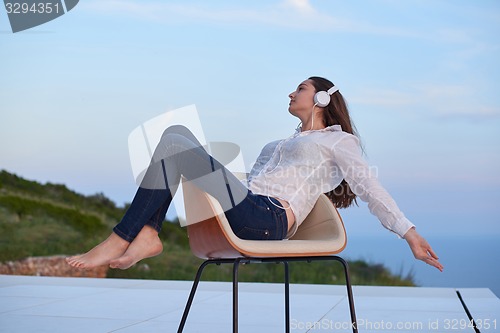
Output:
top-left (113, 125), bottom-right (288, 242)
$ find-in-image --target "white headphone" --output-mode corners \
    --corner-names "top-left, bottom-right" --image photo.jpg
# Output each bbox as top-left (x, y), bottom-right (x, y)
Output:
top-left (313, 86), bottom-right (339, 107)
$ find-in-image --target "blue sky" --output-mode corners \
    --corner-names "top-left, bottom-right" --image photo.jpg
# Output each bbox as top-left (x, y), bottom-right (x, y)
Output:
top-left (1, 0), bottom-right (499, 240)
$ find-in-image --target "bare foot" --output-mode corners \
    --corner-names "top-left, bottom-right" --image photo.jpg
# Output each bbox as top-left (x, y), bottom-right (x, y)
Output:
top-left (109, 226), bottom-right (163, 270)
top-left (66, 232), bottom-right (130, 269)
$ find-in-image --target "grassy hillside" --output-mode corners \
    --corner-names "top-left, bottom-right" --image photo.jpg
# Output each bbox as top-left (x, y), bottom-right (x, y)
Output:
top-left (0, 169), bottom-right (414, 286)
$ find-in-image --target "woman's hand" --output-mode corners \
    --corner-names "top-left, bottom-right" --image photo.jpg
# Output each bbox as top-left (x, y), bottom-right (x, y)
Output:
top-left (404, 228), bottom-right (443, 272)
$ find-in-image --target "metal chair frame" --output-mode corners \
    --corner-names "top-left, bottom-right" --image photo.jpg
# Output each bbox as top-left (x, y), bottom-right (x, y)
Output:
top-left (177, 255), bottom-right (358, 333)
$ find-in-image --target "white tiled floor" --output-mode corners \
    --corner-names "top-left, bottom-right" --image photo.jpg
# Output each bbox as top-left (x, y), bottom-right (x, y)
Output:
top-left (0, 275), bottom-right (498, 332)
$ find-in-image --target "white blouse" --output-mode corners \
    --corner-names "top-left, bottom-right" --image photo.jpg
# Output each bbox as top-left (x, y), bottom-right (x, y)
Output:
top-left (246, 125), bottom-right (415, 239)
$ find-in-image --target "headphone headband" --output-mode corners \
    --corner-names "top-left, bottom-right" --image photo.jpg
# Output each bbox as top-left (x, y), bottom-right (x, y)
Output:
top-left (327, 86), bottom-right (339, 95)
top-left (314, 85), bottom-right (339, 107)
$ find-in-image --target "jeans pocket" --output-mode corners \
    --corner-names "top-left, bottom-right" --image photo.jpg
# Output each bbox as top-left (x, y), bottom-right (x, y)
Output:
top-left (235, 226), bottom-right (271, 240)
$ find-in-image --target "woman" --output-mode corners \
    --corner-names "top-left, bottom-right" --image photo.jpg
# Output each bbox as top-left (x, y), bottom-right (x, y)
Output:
top-left (66, 77), bottom-right (443, 272)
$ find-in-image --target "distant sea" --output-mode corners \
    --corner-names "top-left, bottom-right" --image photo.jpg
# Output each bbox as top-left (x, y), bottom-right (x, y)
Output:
top-left (341, 235), bottom-right (500, 298)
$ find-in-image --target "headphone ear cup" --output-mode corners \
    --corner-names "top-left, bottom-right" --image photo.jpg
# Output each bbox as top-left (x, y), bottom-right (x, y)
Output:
top-left (314, 91), bottom-right (330, 107)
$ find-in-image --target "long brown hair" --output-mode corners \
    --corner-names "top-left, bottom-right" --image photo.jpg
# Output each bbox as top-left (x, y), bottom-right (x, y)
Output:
top-left (309, 76), bottom-right (358, 208)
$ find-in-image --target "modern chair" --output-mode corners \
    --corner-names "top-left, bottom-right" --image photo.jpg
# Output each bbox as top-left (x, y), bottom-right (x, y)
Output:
top-left (177, 179), bottom-right (358, 333)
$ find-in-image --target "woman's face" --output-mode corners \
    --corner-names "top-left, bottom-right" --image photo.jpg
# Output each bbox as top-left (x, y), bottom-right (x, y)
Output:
top-left (288, 79), bottom-right (317, 118)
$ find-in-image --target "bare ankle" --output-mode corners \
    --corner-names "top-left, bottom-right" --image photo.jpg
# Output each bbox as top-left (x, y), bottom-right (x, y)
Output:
top-left (108, 227), bottom-right (163, 270)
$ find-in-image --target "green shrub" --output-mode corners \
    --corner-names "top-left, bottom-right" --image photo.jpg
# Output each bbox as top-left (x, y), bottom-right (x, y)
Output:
top-left (0, 195), bottom-right (106, 235)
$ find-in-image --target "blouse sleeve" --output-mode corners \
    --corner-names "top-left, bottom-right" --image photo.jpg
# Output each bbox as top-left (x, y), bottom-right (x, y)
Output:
top-left (331, 135), bottom-right (415, 238)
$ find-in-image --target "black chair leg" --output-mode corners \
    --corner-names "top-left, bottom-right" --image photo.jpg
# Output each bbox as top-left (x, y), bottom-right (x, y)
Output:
top-left (178, 259), bottom-right (235, 333)
top-left (333, 256), bottom-right (358, 333)
top-left (284, 261), bottom-right (290, 333)
top-left (232, 258), bottom-right (243, 333)
top-left (263, 256), bottom-right (358, 333)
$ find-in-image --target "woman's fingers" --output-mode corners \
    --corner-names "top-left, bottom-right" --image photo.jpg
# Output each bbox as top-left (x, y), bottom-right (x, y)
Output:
top-left (427, 246), bottom-right (439, 260)
top-left (422, 251), bottom-right (444, 272)
top-left (405, 230), bottom-right (443, 272)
